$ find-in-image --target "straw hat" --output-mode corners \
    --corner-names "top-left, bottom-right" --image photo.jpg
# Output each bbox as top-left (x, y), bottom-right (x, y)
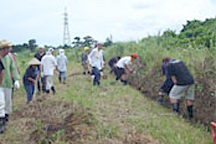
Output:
top-left (0, 39), bottom-right (13, 49)
top-left (28, 58), bottom-right (41, 65)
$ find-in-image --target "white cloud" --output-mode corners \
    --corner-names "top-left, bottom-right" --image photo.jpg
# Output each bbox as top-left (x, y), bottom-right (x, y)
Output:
top-left (0, 0), bottom-right (216, 46)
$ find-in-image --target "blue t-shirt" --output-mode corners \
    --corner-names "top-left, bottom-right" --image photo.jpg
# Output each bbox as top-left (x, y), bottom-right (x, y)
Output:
top-left (167, 60), bottom-right (194, 85)
top-left (23, 66), bottom-right (37, 85)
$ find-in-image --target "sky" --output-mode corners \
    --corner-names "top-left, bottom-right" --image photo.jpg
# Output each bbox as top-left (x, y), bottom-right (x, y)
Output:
top-left (1, 0), bottom-right (216, 46)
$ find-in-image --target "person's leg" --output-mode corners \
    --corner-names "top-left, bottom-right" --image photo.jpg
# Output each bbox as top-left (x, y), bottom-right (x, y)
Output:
top-left (37, 78), bottom-right (41, 94)
top-left (42, 77), bottom-right (46, 93)
top-left (4, 88), bottom-right (12, 123)
top-left (169, 85), bottom-right (187, 114)
top-left (45, 76), bottom-right (52, 94)
top-left (58, 71), bottom-right (62, 83)
top-left (24, 84), bottom-right (33, 103)
top-left (63, 71), bottom-right (66, 84)
top-left (92, 67), bottom-right (100, 86)
top-left (185, 85), bottom-right (195, 119)
top-left (49, 76), bottom-right (55, 94)
top-left (0, 88), bottom-right (5, 133)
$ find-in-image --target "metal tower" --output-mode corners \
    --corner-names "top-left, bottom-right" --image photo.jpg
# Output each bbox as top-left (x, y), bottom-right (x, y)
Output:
top-left (63, 8), bottom-right (71, 46)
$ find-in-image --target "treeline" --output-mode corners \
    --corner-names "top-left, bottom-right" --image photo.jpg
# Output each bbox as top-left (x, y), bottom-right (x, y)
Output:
top-left (149, 17), bottom-right (216, 50)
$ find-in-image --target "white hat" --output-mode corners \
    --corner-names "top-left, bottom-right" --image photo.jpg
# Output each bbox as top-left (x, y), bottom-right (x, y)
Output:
top-left (38, 45), bottom-right (44, 49)
top-left (48, 48), bottom-right (54, 53)
top-left (28, 58), bottom-right (41, 65)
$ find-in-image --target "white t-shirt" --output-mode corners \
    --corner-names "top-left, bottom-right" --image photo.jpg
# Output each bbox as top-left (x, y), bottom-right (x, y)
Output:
top-left (88, 48), bottom-right (104, 70)
top-left (116, 56), bottom-right (131, 69)
top-left (41, 54), bottom-right (57, 76)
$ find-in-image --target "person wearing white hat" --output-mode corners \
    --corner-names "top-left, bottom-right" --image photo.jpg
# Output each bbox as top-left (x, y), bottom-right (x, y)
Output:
top-left (34, 45), bottom-right (46, 95)
top-left (56, 49), bottom-right (68, 84)
top-left (41, 48), bottom-right (58, 94)
top-left (0, 39), bottom-right (20, 133)
top-left (88, 43), bottom-right (105, 86)
top-left (23, 58), bottom-right (41, 104)
top-left (0, 40), bottom-right (9, 133)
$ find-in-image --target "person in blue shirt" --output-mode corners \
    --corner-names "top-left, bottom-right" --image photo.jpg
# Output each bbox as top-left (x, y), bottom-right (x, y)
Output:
top-left (158, 57), bottom-right (175, 104)
top-left (23, 58), bottom-right (41, 104)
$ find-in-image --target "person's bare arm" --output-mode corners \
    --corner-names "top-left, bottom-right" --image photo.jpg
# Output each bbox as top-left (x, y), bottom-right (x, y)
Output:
top-left (171, 76), bottom-right (177, 84)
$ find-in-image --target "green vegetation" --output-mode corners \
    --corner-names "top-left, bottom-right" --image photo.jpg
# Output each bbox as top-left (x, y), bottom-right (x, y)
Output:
top-left (1, 17), bottom-right (216, 143)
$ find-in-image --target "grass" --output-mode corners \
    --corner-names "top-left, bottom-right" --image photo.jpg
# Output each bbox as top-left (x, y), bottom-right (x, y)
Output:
top-left (0, 50), bottom-right (212, 144)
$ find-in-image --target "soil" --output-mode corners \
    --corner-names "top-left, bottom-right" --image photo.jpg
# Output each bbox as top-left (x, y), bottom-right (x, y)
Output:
top-left (11, 99), bottom-right (94, 144)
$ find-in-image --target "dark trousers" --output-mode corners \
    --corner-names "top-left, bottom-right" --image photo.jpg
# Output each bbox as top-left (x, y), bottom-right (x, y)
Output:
top-left (37, 77), bottom-right (46, 93)
top-left (114, 67), bottom-right (125, 81)
top-left (24, 83), bottom-right (35, 103)
top-left (92, 67), bottom-right (101, 85)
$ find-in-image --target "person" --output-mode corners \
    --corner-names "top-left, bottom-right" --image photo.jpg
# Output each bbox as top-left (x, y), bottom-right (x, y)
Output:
top-left (88, 43), bottom-right (105, 86)
top-left (9, 47), bottom-right (20, 99)
top-left (157, 57), bottom-right (175, 105)
top-left (56, 49), bottom-right (68, 84)
top-left (82, 47), bottom-right (90, 75)
top-left (41, 48), bottom-right (58, 94)
top-left (23, 58), bottom-right (41, 104)
top-left (114, 53), bottom-right (138, 85)
top-left (0, 40), bottom-right (8, 133)
top-left (166, 59), bottom-right (195, 119)
top-left (35, 46), bottom-right (46, 94)
top-left (0, 39), bottom-right (20, 133)
top-left (108, 56), bottom-right (121, 74)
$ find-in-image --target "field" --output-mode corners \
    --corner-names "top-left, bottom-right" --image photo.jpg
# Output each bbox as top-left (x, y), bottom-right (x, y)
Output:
top-left (0, 49), bottom-right (213, 144)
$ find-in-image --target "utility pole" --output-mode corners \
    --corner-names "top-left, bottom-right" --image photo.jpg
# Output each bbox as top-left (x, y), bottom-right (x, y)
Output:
top-left (63, 7), bottom-right (71, 46)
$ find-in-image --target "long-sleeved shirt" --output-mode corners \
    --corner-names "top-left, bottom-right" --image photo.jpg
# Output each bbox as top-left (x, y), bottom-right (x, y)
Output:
top-left (1, 54), bottom-right (20, 88)
top-left (41, 53), bottom-right (57, 76)
top-left (88, 48), bottom-right (105, 70)
top-left (56, 53), bottom-right (68, 72)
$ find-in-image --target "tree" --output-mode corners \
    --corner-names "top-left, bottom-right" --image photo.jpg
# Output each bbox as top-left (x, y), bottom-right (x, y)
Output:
top-left (28, 39), bottom-right (36, 51)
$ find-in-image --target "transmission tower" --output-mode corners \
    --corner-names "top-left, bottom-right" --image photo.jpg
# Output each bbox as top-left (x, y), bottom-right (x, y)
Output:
top-left (63, 8), bottom-right (71, 46)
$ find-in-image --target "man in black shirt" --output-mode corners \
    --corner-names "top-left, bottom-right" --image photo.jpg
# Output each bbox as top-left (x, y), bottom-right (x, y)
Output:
top-left (108, 56), bottom-right (121, 74)
top-left (166, 59), bottom-right (195, 119)
top-left (34, 46), bottom-right (46, 94)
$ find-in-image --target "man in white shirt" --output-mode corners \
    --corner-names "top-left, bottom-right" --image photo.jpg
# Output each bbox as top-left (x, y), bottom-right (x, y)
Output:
top-left (115, 53), bottom-right (138, 85)
top-left (41, 48), bottom-right (58, 94)
top-left (88, 43), bottom-right (105, 86)
top-left (56, 49), bottom-right (68, 84)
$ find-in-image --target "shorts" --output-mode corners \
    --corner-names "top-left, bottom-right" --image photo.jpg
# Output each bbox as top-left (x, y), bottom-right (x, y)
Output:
top-left (169, 84), bottom-right (195, 100)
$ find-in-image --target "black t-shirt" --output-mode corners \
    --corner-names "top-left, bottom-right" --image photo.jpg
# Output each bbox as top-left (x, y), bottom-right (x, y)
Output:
top-left (35, 52), bottom-right (45, 61)
top-left (167, 60), bottom-right (194, 85)
top-left (0, 60), bottom-right (4, 71)
top-left (109, 57), bottom-right (120, 67)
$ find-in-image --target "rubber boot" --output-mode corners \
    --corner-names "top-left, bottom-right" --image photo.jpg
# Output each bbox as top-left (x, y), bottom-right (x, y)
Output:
top-left (51, 86), bottom-right (56, 95)
top-left (120, 79), bottom-right (127, 85)
top-left (0, 118), bottom-right (6, 134)
top-left (187, 105), bottom-right (193, 120)
top-left (157, 96), bottom-right (164, 105)
top-left (172, 103), bottom-right (179, 115)
top-left (5, 114), bottom-right (9, 124)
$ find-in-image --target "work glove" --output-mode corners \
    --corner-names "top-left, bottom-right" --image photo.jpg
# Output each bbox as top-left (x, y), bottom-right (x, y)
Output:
top-left (41, 72), bottom-right (44, 78)
top-left (14, 80), bottom-right (20, 89)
